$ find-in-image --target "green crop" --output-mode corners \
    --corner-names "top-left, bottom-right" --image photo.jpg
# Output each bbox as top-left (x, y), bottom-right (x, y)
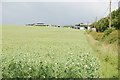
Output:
top-left (2, 25), bottom-right (100, 78)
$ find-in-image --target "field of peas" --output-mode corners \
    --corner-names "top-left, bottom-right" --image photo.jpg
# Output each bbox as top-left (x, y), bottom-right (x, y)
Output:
top-left (2, 25), bottom-right (100, 78)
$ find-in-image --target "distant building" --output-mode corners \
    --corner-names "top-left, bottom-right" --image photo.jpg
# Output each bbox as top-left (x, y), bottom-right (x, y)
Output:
top-left (58, 26), bottom-right (61, 28)
top-left (34, 23), bottom-right (49, 26)
top-left (75, 23), bottom-right (88, 30)
top-left (87, 26), bottom-right (91, 30)
top-left (51, 25), bottom-right (58, 27)
top-left (80, 27), bottom-right (85, 30)
top-left (91, 28), bottom-right (96, 32)
top-left (26, 23), bottom-right (49, 26)
top-left (74, 26), bottom-right (80, 29)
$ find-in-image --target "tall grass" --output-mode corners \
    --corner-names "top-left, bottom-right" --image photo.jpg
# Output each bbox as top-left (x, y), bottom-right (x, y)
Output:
top-left (87, 30), bottom-right (118, 78)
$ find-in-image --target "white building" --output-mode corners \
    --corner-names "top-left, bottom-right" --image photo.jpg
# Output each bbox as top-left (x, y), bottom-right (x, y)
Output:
top-left (87, 26), bottom-right (91, 30)
top-left (80, 27), bottom-right (85, 30)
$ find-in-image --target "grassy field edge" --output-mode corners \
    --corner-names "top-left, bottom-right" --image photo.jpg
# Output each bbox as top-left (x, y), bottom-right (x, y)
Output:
top-left (87, 32), bottom-right (118, 78)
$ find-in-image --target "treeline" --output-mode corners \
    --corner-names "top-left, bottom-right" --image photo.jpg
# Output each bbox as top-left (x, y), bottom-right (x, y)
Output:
top-left (90, 8), bottom-right (120, 32)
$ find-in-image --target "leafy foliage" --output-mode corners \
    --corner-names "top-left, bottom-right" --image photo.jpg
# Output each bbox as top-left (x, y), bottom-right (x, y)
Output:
top-left (86, 29), bottom-right (92, 34)
top-left (111, 8), bottom-right (120, 29)
top-left (97, 18), bottom-right (109, 32)
top-left (63, 25), bottom-right (74, 28)
top-left (103, 30), bottom-right (118, 44)
top-left (104, 27), bottom-right (115, 36)
top-left (89, 31), bottom-right (104, 41)
top-left (91, 8), bottom-right (120, 32)
top-left (89, 30), bottom-right (118, 44)
top-left (2, 52), bottom-right (100, 78)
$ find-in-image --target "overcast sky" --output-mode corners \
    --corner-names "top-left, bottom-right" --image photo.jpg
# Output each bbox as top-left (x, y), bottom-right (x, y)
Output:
top-left (0, 0), bottom-right (119, 26)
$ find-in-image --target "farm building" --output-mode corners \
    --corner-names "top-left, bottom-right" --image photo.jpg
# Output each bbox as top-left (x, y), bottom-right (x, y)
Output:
top-left (91, 28), bottom-right (96, 32)
top-left (80, 27), bottom-right (85, 29)
top-left (74, 26), bottom-right (80, 29)
top-left (49, 24), bottom-right (60, 27)
top-left (87, 26), bottom-right (91, 30)
top-left (34, 23), bottom-right (49, 26)
top-left (75, 23), bottom-right (91, 30)
top-left (26, 23), bottom-right (49, 26)
top-left (75, 23), bottom-right (86, 29)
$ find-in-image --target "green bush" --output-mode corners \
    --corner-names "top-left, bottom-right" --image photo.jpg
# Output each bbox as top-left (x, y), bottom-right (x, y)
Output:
top-left (103, 30), bottom-right (118, 44)
top-left (104, 27), bottom-right (115, 36)
top-left (89, 30), bottom-right (118, 44)
top-left (91, 8), bottom-right (120, 32)
top-left (89, 31), bottom-right (103, 41)
top-left (87, 29), bottom-right (92, 34)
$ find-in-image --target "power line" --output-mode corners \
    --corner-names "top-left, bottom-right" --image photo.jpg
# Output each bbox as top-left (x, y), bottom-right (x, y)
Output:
top-left (93, 5), bottom-right (109, 27)
top-left (101, 6), bottom-right (109, 18)
top-left (97, 3), bottom-right (109, 21)
top-left (96, 0), bottom-right (112, 28)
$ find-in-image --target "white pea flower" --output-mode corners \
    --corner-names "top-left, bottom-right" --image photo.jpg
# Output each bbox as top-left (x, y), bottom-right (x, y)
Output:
top-left (55, 63), bottom-right (58, 65)
top-left (70, 53), bottom-right (73, 55)
top-left (29, 67), bottom-right (31, 70)
top-left (90, 64), bottom-right (92, 66)
top-left (85, 65), bottom-right (88, 68)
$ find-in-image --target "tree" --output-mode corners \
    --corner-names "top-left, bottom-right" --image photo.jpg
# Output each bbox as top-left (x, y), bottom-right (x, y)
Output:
top-left (91, 8), bottom-right (120, 32)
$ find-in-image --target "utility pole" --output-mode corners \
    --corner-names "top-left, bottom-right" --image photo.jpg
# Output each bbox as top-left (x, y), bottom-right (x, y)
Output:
top-left (95, 16), bottom-right (97, 22)
top-left (87, 22), bottom-right (89, 27)
top-left (109, 0), bottom-right (112, 27)
top-left (95, 16), bottom-right (97, 28)
top-left (94, 17), bottom-right (97, 28)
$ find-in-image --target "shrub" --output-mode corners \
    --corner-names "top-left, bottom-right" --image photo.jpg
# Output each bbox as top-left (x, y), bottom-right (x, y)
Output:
top-left (89, 31), bottom-right (103, 41)
top-left (104, 27), bottom-right (115, 36)
top-left (102, 30), bottom-right (118, 44)
top-left (87, 29), bottom-right (92, 34)
top-left (89, 30), bottom-right (118, 44)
